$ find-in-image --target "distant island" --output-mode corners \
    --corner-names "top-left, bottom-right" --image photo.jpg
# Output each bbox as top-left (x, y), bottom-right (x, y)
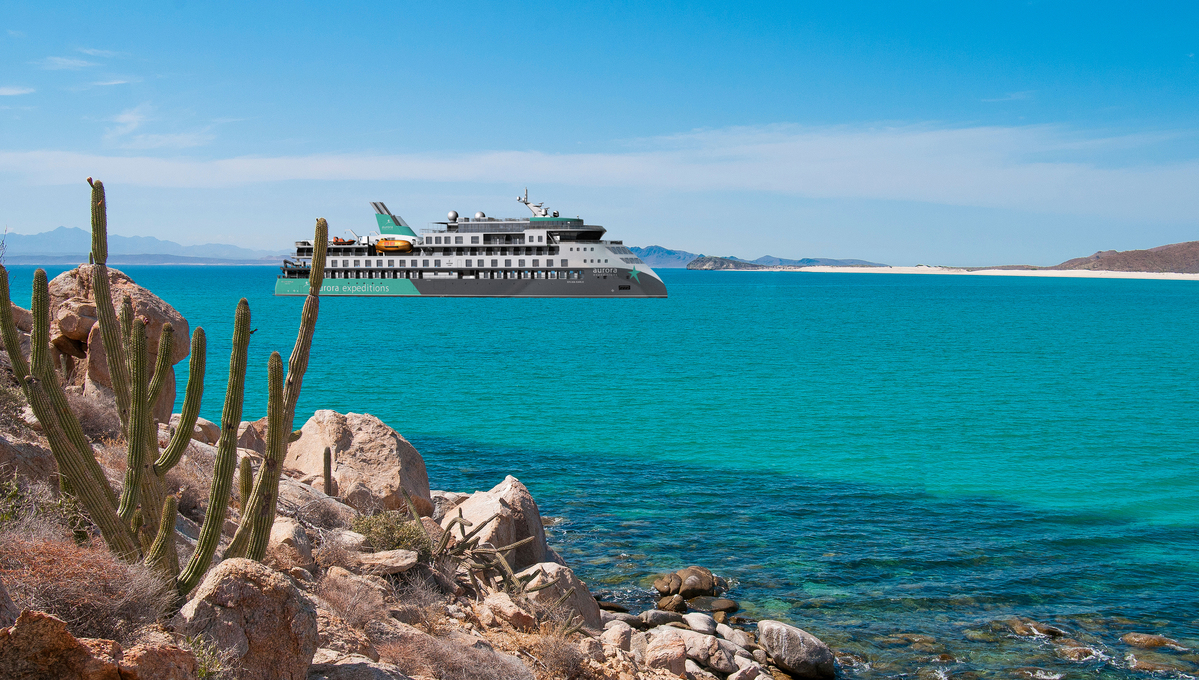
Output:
top-left (630, 246), bottom-right (884, 269)
top-left (969, 241), bottom-right (1199, 274)
top-left (1, 226), bottom-right (286, 265)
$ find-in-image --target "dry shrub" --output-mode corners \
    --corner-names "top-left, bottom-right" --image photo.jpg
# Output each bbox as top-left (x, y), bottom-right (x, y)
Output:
top-left (0, 520), bottom-right (172, 643)
top-left (530, 635), bottom-right (586, 680)
top-left (392, 572), bottom-right (448, 633)
top-left (296, 500), bottom-right (351, 530)
top-left (66, 391), bottom-right (121, 439)
top-left (351, 510), bottom-right (432, 558)
top-left (315, 540), bottom-right (355, 571)
top-left (184, 634), bottom-right (238, 680)
top-left (317, 572), bottom-right (386, 628)
top-left (377, 636), bottom-right (534, 680)
top-left (0, 472), bottom-right (94, 541)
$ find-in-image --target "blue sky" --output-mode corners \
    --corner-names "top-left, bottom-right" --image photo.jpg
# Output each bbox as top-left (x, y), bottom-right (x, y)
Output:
top-left (0, 1), bottom-right (1196, 265)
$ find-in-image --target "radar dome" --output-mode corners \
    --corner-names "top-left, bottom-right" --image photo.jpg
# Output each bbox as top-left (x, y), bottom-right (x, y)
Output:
top-left (475, 211), bottom-right (486, 219)
top-left (448, 211), bottom-right (459, 221)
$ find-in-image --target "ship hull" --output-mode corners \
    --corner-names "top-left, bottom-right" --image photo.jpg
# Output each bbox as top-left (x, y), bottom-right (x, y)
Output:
top-left (274, 269), bottom-right (667, 298)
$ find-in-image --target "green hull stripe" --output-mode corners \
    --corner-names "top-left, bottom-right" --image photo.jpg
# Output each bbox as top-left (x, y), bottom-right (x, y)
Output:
top-left (274, 278), bottom-right (421, 296)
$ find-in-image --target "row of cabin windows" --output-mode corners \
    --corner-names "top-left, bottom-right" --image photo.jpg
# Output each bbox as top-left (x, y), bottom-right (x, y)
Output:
top-left (310, 270), bottom-right (586, 280)
top-left (427, 234), bottom-right (548, 245)
top-left (328, 258), bottom-right (575, 268)
top-left (417, 247), bottom-right (557, 256)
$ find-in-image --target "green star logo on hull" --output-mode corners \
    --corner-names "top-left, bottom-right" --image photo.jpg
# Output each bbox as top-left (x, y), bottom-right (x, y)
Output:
top-left (628, 269), bottom-right (641, 283)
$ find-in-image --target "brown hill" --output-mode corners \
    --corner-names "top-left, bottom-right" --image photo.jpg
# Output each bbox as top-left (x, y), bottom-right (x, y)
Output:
top-left (1051, 241), bottom-right (1199, 273)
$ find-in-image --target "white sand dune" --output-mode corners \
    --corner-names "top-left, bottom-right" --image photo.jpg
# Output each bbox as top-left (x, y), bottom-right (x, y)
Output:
top-left (739, 266), bottom-right (1199, 281)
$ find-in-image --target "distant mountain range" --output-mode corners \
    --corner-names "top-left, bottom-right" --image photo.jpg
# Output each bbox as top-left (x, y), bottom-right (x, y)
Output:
top-left (1, 226), bottom-right (286, 265)
top-left (630, 246), bottom-right (885, 269)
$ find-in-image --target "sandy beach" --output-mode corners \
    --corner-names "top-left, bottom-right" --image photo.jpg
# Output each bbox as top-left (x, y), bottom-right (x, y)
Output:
top-left (737, 265), bottom-right (1199, 281)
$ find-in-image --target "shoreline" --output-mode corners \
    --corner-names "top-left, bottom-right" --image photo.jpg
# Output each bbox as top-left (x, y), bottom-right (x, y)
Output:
top-left (692, 266), bottom-right (1199, 281)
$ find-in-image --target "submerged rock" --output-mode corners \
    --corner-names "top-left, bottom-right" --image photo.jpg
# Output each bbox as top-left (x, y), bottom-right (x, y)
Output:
top-left (1121, 632), bottom-right (1187, 651)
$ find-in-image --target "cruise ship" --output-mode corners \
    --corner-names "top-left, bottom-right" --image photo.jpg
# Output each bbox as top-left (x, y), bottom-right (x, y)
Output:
top-left (275, 192), bottom-right (667, 298)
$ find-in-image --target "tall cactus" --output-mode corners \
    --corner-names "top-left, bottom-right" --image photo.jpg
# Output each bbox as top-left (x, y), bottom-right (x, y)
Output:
top-left (1, 179), bottom-right (325, 600)
top-left (176, 299), bottom-right (251, 594)
top-left (323, 446), bottom-right (333, 496)
top-left (226, 217), bottom-right (326, 560)
top-left (0, 269), bottom-right (138, 560)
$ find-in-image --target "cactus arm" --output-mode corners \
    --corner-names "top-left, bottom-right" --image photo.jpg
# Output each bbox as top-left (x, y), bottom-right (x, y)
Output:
top-left (281, 218), bottom-right (327, 425)
top-left (116, 320), bottom-right (150, 523)
top-left (227, 219), bottom-right (326, 560)
top-left (28, 270), bottom-right (118, 506)
top-left (119, 295), bottom-right (133, 370)
top-left (147, 322), bottom-right (174, 412)
top-left (89, 179), bottom-right (132, 432)
top-left (25, 375), bottom-right (139, 560)
top-left (0, 270), bottom-right (32, 390)
top-left (322, 446), bottom-right (333, 496)
top-left (238, 456), bottom-right (252, 510)
top-left (144, 495), bottom-right (179, 583)
top-left (176, 298), bottom-right (251, 597)
top-left (153, 327), bottom-right (206, 475)
top-left (238, 351), bottom-right (284, 561)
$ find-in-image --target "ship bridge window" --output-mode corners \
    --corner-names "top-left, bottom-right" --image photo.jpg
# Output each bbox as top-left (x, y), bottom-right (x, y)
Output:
top-left (434, 237), bottom-right (442, 244)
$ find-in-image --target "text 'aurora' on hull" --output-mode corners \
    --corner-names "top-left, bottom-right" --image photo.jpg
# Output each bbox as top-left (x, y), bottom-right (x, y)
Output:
top-left (275, 192), bottom-right (667, 298)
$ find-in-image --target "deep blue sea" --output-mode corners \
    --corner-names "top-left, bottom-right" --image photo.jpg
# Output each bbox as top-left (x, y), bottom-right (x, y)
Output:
top-left (11, 266), bottom-right (1199, 678)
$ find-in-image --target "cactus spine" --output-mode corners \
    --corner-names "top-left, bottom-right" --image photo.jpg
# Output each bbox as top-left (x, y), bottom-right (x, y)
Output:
top-left (323, 446), bottom-right (333, 496)
top-left (176, 298), bottom-right (251, 596)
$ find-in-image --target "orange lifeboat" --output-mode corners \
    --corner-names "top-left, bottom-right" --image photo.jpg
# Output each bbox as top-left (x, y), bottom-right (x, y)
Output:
top-left (375, 238), bottom-right (413, 253)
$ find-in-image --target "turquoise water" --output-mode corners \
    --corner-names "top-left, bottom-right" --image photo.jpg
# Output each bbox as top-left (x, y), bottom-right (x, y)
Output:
top-left (11, 266), bottom-right (1199, 677)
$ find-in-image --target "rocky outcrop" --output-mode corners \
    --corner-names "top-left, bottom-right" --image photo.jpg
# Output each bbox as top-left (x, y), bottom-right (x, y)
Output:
top-left (482, 592), bottom-right (536, 632)
top-left (171, 413), bottom-right (220, 445)
top-left (307, 654), bottom-right (412, 679)
top-left (48, 266), bottom-right (190, 421)
top-left (441, 476), bottom-right (547, 571)
top-left (316, 609), bottom-right (379, 661)
top-left (515, 562), bottom-right (603, 630)
top-left (0, 434), bottom-right (55, 485)
top-left (756, 620), bottom-right (835, 679)
top-left (287, 411), bottom-right (432, 516)
top-left (644, 630), bottom-right (687, 676)
top-left (277, 476), bottom-right (359, 528)
top-left (268, 517), bottom-right (315, 569)
top-left (0, 610), bottom-right (196, 680)
top-left (178, 558), bottom-right (319, 680)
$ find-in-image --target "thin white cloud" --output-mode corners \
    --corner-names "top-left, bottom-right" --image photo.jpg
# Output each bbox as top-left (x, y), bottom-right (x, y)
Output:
top-left (92, 80), bottom-right (131, 87)
top-left (0, 124), bottom-right (1195, 222)
top-left (982, 90), bottom-right (1035, 102)
top-left (0, 87), bottom-right (34, 96)
top-left (7, 30), bottom-right (24, 38)
top-left (107, 103), bottom-right (151, 137)
top-left (77, 47), bottom-right (119, 57)
top-left (34, 56), bottom-right (97, 70)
